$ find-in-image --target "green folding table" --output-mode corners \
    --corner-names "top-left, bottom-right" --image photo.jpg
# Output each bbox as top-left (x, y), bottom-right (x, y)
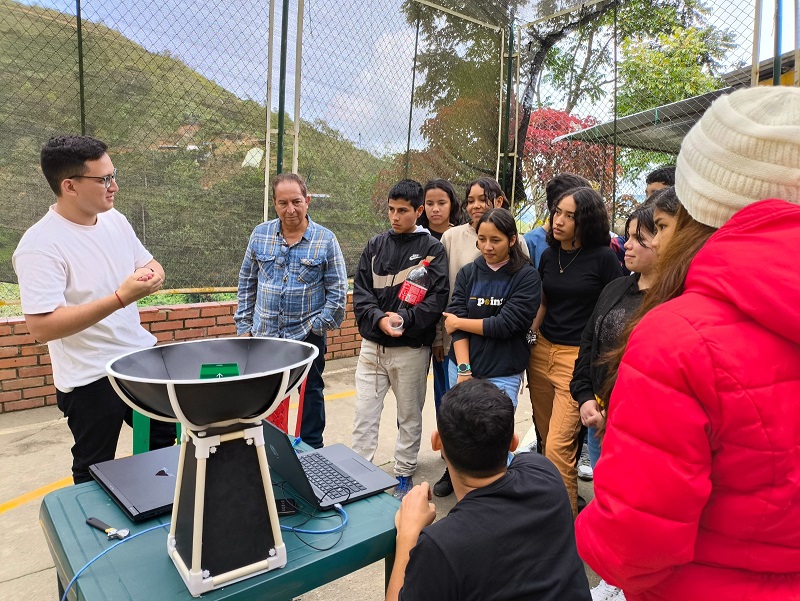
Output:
top-left (40, 479), bottom-right (399, 600)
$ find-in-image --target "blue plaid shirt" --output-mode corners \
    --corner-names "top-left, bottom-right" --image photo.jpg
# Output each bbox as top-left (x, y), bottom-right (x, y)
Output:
top-left (235, 217), bottom-right (347, 340)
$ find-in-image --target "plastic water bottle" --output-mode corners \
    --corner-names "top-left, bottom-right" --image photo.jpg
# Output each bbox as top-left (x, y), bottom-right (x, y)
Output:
top-left (398, 260), bottom-right (430, 306)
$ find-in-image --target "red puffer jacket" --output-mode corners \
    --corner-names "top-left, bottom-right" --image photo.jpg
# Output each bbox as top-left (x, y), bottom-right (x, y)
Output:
top-left (576, 199), bottom-right (800, 601)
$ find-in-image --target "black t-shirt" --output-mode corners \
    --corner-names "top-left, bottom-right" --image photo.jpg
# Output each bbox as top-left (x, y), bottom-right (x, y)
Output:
top-left (539, 245), bottom-right (624, 346)
top-left (399, 453), bottom-right (591, 601)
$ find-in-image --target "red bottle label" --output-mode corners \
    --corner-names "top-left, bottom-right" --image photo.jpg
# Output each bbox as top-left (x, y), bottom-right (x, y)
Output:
top-left (398, 281), bottom-right (428, 306)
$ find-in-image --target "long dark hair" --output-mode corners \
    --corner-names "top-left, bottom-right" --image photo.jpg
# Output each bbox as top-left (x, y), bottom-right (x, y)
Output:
top-left (626, 204), bottom-right (656, 248)
top-left (599, 203), bottom-right (717, 405)
top-left (648, 185), bottom-right (680, 215)
top-left (545, 172), bottom-right (591, 213)
top-left (418, 179), bottom-right (466, 228)
top-left (476, 208), bottom-right (531, 274)
top-left (546, 187), bottom-right (611, 249)
top-left (462, 177), bottom-right (510, 214)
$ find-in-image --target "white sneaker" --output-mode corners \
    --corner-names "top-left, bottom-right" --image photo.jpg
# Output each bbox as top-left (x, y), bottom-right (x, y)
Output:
top-left (578, 445), bottom-right (593, 481)
top-left (591, 580), bottom-right (624, 601)
top-left (514, 439), bottom-right (537, 454)
top-left (515, 425), bottom-right (538, 454)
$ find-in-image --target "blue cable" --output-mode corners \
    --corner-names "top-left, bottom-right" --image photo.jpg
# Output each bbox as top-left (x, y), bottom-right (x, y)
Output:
top-left (280, 503), bottom-right (348, 535)
top-left (61, 503), bottom-right (345, 599)
top-left (60, 522), bottom-right (171, 601)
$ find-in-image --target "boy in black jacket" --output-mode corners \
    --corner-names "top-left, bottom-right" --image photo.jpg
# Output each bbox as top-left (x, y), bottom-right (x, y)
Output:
top-left (351, 179), bottom-right (449, 499)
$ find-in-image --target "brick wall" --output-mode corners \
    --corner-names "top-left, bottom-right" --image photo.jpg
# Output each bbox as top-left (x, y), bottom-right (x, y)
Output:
top-left (0, 294), bottom-right (360, 414)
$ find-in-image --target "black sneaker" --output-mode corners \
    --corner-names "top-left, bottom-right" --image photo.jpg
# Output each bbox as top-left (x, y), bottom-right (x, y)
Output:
top-left (433, 468), bottom-right (453, 497)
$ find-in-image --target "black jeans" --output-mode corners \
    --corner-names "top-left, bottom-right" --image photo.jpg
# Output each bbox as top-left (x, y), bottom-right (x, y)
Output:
top-left (299, 331), bottom-right (327, 449)
top-left (57, 376), bottom-right (177, 484)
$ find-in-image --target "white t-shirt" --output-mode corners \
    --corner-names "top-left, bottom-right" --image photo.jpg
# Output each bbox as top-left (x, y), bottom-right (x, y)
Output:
top-left (13, 207), bottom-right (157, 392)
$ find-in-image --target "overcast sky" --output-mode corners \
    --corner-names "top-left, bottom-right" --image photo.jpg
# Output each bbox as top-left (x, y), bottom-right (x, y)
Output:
top-left (26, 0), bottom-right (426, 153)
top-left (22, 0), bottom-right (794, 154)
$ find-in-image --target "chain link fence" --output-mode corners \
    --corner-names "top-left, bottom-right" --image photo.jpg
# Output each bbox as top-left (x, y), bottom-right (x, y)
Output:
top-left (299, 0), bottom-right (506, 267)
top-left (517, 0), bottom-right (756, 229)
top-left (0, 0), bottom-right (504, 311)
top-left (2, 0), bottom-right (275, 310)
top-left (0, 0), bottom-right (770, 313)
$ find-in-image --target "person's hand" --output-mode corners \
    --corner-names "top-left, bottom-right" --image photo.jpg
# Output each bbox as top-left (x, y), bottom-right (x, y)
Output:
top-left (432, 345), bottom-right (444, 362)
top-left (116, 269), bottom-right (163, 306)
top-left (379, 312), bottom-right (404, 337)
top-left (456, 373), bottom-right (472, 384)
top-left (394, 482), bottom-right (436, 545)
top-left (580, 399), bottom-right (605, 429)
top-left (134, 267), bottom-right (157, 282)
top-left (442, 312), bottom-right (460, 335)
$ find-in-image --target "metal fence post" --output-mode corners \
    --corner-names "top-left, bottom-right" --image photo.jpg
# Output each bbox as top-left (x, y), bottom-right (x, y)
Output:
top-left (404, 15), bottom-right (420, 179)
top-left (76, 0), bottom-right (86, 135)
top-left (276, 0), bottom-right (290, 174)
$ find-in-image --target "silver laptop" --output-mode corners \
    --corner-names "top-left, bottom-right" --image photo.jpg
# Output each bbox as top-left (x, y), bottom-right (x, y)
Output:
top-left (262, 421), bottom-right (397, 509)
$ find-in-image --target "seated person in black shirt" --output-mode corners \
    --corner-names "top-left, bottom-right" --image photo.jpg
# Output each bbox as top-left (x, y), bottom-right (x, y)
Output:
top-left (386, 379), bottom-right (591, 601)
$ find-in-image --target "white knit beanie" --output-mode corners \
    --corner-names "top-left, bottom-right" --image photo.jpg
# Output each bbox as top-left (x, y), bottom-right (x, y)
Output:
top-left (675, 86), bottom-right (800, 228)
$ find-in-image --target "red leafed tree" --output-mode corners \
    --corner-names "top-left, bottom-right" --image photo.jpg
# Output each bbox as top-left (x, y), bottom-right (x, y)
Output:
top-left (370, 103), bottom-right (619, 225)
top-left (520, 107), bottom-right (619, 223)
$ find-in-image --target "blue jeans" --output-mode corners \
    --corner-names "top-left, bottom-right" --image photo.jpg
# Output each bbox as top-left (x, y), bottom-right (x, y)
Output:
top-left (587, 425), bottom-right (602, 469)
top-left (432, 354), bottom-right (451, 415)
top-left (447, 362), bottom-right (522, 409)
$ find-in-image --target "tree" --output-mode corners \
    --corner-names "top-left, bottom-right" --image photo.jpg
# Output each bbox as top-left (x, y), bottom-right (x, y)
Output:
top-left (401, 0), bottom-right (736, 210)
top-left (368, 92), bottom-right (503, 215)
top-left (531, 0), bottom-right (723, 114)
top-left (400, 0), bottom-right (523, 185)
top-left (520, 107), bottom-right (618, 221)
top-left (618, 26), bottom-right (732, 116)
top-left (517, 0), bottom-right (737, 190)
top-left (615, 24), bottom-right (733, 179)
top-left (403, 1), bottom-right (522, 111)
top-left (368, 93), bottom-right (502, 216)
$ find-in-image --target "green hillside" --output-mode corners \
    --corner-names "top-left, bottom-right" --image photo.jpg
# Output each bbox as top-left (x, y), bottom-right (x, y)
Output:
top-left (0, 0), bottom-right (389, 286)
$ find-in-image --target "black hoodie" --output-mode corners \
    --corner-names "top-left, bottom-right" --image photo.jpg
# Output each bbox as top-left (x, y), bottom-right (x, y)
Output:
top-left (447, 256), bottom-right (541, 377)
top-left (353, 229), bottom-right (449, 348)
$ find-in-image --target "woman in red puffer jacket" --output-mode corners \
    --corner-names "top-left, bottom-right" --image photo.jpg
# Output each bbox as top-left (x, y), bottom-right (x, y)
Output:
top-left (576, 86), bottom-right (800, 601)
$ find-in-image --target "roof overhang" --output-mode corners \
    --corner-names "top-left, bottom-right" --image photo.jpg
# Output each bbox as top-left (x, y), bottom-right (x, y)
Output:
top-left (552, 87), bottom-right (735, 154)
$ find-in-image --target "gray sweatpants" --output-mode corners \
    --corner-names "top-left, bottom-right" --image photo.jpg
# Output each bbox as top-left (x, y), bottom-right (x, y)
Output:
top-left (351, 340), bottom-right (429, 477)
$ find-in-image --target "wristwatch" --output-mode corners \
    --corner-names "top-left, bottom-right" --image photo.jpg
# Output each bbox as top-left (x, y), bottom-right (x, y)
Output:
top-left (456, 363), bottom-right (471, 374)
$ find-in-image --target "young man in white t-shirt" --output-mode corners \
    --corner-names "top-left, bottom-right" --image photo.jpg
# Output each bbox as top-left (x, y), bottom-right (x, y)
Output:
top-left (13, 135), bottom-right (174, 483)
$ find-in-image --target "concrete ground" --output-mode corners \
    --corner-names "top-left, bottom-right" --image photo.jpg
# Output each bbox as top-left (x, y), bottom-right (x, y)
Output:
top-left (0, 356), bottom-right (598, 600)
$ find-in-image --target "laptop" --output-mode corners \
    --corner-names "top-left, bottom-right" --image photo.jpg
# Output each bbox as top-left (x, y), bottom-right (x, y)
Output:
top-left (89, 445), bottom-right (180, 522)
top-left (262, 421), bottom-right (398, 509)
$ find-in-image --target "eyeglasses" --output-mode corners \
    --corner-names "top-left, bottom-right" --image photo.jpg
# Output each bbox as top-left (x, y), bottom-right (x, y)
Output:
top-left (68, 168), bottom-right (118, 189)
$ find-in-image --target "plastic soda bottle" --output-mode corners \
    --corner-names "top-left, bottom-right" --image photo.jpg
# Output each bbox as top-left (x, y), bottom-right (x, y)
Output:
top-left (398, 260), bottom-right (430, 306)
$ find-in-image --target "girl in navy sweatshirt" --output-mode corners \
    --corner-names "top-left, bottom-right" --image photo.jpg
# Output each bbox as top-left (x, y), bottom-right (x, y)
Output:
top-left (443, 209), bottom-right (540, 406)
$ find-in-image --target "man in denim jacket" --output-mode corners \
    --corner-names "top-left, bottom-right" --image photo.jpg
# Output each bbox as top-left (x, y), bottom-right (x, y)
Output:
top-left (236, 173), bottom-right (347, 448)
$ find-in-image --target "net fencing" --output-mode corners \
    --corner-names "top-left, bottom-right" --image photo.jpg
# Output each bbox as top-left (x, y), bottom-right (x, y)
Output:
top-left (516, 0), bottom-right (756, 228)
top-left (0, 0), bottom-right (503, 305)
top-left (0, 0), bottom-right (768, 312)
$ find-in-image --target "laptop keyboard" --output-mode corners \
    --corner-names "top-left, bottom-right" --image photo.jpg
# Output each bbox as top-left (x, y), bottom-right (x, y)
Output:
top-left (298, 452), bottom-right (366, 495)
